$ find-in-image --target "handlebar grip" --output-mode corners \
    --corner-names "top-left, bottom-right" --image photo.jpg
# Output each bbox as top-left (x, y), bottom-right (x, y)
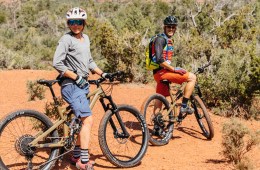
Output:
top-left (112, 71), bottom-right (124, 77)
top-left (37, 79), bottom-right (45, 84)
top-left (116, 71), bottom-right (124, 76)
top-left (195, 61), bottom-right (211, 74)
top-left (110, 71), bottom-right (124, 80)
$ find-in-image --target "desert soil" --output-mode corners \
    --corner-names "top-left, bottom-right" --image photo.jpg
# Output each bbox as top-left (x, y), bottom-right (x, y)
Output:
top-left (0, 70), bottom-right (259, 170)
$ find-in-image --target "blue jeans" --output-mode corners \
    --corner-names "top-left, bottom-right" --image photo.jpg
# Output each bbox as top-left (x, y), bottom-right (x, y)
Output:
top-left (61, 83), bottom-right (91, 118)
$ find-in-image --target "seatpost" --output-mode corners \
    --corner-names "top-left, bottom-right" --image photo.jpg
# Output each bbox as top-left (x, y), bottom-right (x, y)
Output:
top-left (48, 86), bottom-right (59, 106)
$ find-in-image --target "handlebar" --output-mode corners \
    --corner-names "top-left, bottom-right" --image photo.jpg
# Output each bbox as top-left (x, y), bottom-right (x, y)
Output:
top-left (36, 71), bottom-right (123, 103)
top-left (88, 71), bottom-right (124, 86)
top-left (194, 61), bottom-right (211, 74)
top-left (37, 71), bottom-right (124, 87)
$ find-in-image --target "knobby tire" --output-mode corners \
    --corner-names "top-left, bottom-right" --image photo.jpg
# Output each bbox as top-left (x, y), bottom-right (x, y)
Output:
top-left (192, 96), bottom-right (214, 139)
top-left (98, 104), bottom-right (148, 168)
top-left (0, 110), bottom-right (59, 170)
top-left (141, 94), bottom-right (174, 146)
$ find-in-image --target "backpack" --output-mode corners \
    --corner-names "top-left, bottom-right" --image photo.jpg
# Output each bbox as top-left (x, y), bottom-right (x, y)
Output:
top-left (145, 34), bottom-right (167, 70)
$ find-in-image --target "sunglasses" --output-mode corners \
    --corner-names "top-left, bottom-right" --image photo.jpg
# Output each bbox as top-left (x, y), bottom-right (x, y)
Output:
top-left (166, 25), bottom-right (176, 29)
top-left (68, 20), bottom-right (84, 26)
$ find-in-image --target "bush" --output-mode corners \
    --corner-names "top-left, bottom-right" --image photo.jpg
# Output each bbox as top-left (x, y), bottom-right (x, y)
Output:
top-left (26, 80), bottom-right (46, 101)
top-left (234, 157), bottom-right (254, 170)
top-left (44, 97), bottom-right (66, 135)
top-left (0, 11), bottom-right (6, 24)
top-left (221, 118), bottom-right (260, 168)
top-left (44, 97), bottom-right (65, 120)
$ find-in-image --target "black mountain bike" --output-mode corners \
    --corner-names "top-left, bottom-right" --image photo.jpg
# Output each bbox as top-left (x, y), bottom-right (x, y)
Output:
top-left (0, 71), bottom-right (148, 169)
top-left (141, 63), bottom-right (214, 146)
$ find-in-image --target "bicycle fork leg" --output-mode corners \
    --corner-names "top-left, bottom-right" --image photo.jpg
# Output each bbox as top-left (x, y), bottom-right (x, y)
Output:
top-left (110, 111), bottom-right (130, 138)
top-left (190, 97), bottom-right (201, 119)
top-left (100, 97), bottom-right (130, 138)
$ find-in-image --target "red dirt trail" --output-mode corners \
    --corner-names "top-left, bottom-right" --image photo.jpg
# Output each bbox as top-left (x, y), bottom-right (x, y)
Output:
top-left (0, 70), bottom-right (259, 170)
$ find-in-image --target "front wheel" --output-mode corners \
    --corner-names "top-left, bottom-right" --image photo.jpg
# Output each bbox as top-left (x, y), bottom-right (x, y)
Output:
top-left (98, 104), bottom-right (148, 168)
top-left (192, 96), bottom-right (214, 139)
top-left (140, 94), bottom-right (174, 146)
top-left (0, 110), bottom-right (60, 170)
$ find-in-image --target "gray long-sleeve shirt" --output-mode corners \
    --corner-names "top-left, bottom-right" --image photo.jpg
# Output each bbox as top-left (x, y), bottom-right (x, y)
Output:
top-left (53, 32), bottom-right (98, 78)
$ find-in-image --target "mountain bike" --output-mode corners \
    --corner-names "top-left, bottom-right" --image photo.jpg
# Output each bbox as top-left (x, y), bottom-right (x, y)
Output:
top-left (140, 63), bottom-right (214, 146)
top-left (0, 71), bottom-right (148, 169)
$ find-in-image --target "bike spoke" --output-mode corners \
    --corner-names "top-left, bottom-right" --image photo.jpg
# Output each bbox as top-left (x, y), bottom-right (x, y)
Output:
top-left (0, 112), bottom-right (58, 170)
top-left (99, 105), bottom-right (148, 168)
top-left (106, 112), bottom-right (142, 160)
top-left (142, 94), bottom-right (174, 146)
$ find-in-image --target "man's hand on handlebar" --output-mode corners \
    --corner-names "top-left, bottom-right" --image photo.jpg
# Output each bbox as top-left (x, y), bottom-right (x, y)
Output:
top-left (174, 67), bottom-right (187, 75)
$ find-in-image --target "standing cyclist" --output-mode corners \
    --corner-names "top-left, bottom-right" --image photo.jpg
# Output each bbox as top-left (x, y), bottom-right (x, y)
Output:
top-left (53, 7), bottom-right (110, 170)
top-left (152, 16), bottom-right (197, 121)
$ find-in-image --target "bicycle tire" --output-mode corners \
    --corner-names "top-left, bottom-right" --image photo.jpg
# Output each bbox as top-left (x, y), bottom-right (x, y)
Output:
top-left (98, 104), bottom-right (148, 168)
top-left (0, 110), bottom-right (60, 170)
top-left (140, 94), bottom-right (174, 146)
top-left (192, 96), bottom-right (214, 139)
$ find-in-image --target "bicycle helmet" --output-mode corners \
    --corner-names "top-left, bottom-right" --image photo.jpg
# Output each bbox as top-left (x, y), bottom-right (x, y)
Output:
top-left (163, 16), bottom-right (178, 25)
top-left (66, 7), bottom-right (87, 20)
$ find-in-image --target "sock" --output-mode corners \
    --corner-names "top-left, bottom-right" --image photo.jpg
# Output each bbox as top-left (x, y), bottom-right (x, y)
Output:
top-left (181, 97), bottom-right (189, 108)
top-left (81, 148), bottom-right (89, 164)
top-left (73, 145), bottom-right (80, 158)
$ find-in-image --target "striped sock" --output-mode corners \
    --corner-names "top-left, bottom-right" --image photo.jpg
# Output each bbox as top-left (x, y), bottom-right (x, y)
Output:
top-left (81, 149), bottom-right (89, 164)
top-left (73, 145), bottom-right (81, 158)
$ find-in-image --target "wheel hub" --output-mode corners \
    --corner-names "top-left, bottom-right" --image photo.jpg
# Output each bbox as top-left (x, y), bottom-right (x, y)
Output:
top-left (114, 128), bottom-right (128, 144)
top-left (153, 113), bottom-right (164, 126)
top-left (152, 113), bottom-right (167, 137)
top-left (15, 134), bottom-right (35, 156)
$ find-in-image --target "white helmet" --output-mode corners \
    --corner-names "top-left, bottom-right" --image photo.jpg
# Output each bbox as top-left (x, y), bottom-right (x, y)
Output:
top-left (66, 7), bottom-right (87, 20)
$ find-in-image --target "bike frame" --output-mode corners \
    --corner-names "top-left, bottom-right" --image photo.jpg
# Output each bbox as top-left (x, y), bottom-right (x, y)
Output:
top-left (158, 81), bottom-right (201, 123)
top-left (29, 81), bottom-right (129, 148)
top-left (158, 82), bottom-right (185, 122)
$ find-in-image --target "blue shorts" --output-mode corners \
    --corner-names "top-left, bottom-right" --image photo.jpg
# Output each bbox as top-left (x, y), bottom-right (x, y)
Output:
top-left (61, 83), bottom-right (91, 118)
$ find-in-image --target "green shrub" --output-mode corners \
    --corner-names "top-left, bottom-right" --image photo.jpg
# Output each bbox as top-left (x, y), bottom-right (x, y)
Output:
top-left (0, 12), bottom-right (6, 24)
top-left (234, 157), bottom-right (254, 170)
top-left (221, 118), bottom-right (260, 168)
top-left (44, 97), bottom-right (65, 135)
top-left (26, 80), bottom-right (46, 101)
top-left (44, 97), bottom-right (65, 120)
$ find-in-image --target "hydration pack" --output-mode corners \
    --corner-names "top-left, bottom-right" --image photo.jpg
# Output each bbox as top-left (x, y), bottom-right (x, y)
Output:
top-left (145, 34), bottom-right (167, 70)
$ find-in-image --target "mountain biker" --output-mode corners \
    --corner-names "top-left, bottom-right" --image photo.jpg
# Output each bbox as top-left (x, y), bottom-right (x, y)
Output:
top-left (152, 16), bottom-right (197, 121)
top-left (53, 7), bottom-right (110, 170)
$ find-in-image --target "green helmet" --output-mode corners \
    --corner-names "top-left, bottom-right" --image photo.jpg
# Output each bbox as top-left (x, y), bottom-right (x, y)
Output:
top-left (163, 16), bottom-right (178, 25)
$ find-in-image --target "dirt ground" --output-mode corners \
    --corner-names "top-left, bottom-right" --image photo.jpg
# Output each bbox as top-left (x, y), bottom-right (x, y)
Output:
top-left (0, 70), bottom-right (259, 170)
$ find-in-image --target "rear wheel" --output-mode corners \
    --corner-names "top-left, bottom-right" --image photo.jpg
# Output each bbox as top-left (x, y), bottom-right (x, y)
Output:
top-left (98, 104), bottom-right (148, 168)
top-left (192, 96), bottom-right (214, 139)
top-left (140, 94), bottom-right (174, 146)
top-left (0, 110), bottom-right (59, 170)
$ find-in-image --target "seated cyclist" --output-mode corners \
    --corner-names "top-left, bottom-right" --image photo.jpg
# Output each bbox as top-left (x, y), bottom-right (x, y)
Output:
top-left (152, 16), bottom-right (197, 121)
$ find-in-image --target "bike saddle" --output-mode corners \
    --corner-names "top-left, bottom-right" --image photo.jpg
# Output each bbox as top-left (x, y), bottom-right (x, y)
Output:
top-left (160, 79), bottom-right (170, 85)
top-left (37, 79), bottom-right (59, 87)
